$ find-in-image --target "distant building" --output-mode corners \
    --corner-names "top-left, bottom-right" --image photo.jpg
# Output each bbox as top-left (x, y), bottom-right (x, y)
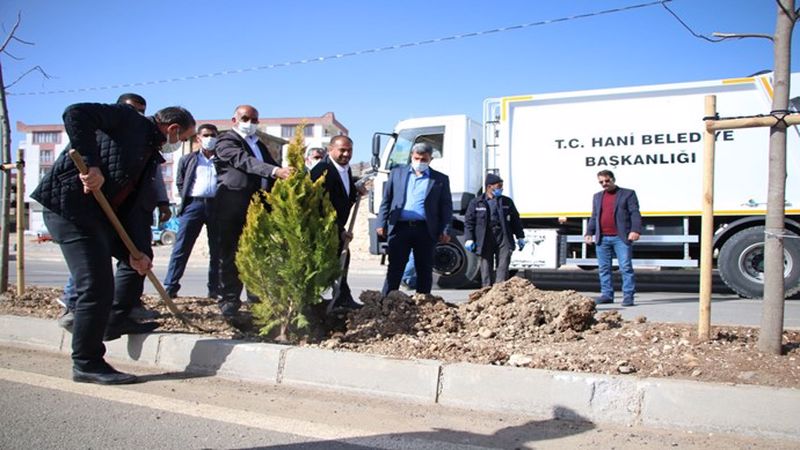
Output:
top-left (16, 111), bottom-right (348, 232)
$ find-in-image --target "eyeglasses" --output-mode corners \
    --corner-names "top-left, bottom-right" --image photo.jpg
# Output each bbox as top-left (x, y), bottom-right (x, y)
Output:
top-left (598, 179), bottom-right (613, 185)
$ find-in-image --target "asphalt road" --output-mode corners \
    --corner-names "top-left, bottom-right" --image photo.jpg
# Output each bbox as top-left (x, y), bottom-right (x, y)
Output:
top-left (1, 345), bottom-right (795, 450)
top-left (14, 255), bottom-right (800, 329)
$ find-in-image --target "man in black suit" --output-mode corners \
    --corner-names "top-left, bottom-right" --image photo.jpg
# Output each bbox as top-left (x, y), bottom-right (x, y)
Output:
top-left (163, 123), bottom-right (221, 300)
top-left (213, 105), bottom-right (294, 316)
top-left (376, 142), bottom-right (453, 296)
top-left (310, 135), bottom-right (365, 309)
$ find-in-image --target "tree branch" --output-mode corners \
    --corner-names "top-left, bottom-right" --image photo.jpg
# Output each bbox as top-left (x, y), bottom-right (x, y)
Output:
top-left (776, 0), bottom-right (797, 22)
top-left (4, 65), bottom-right (52, 90)
top-left (0, 11), bottom-right (22, 54)
top-left (2, 50), bottom-right (23, 61)
top-left (712, 32), bottom-right (775, 41)
top-left (10, 35), bottom-right (33, 46)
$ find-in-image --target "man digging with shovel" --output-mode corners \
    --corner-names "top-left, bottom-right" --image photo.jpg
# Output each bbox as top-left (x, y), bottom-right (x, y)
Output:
top-left (31, 102), bottom-right (196, 385)
top-left (310, 135), bottom-right (370, 313)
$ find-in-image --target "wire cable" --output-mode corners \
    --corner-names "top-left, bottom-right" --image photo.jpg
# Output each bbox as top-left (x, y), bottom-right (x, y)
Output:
top-left (7, 0), bottom-right (670, 97)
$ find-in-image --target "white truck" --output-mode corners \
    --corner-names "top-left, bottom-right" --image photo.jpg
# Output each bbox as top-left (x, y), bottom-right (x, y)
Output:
top-left (367, 73), bottom-right (800, 298)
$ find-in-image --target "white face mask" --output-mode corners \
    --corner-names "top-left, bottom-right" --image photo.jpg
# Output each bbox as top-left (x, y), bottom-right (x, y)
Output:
top-left (411, 161), bottom-right (429, 172)
top-left (237, 121), bottom-right (258, 137)
top-left (161, 128), bottom-right (183, 154)
top-left (200, 136), bottom-right (217, 151)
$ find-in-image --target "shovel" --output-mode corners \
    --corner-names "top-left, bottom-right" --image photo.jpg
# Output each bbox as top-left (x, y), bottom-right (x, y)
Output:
top-left (328, 194), bottom-right (362, 314)
top-left (68, 149), bottom-right (206, 332)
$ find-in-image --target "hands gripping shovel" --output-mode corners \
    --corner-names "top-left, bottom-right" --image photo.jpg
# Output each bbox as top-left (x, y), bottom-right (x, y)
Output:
top-left (68, 149), bottom-right (207, 332)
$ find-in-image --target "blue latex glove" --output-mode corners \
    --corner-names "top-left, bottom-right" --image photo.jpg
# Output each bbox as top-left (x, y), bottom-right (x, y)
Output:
top-left (464, 240), bottom-right (476, 253)
top-left (517, 238), bottom-right (526, 251)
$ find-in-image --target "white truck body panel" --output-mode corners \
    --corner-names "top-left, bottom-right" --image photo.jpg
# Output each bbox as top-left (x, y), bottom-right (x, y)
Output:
top-left (492, 74), bottom-right (799, 219)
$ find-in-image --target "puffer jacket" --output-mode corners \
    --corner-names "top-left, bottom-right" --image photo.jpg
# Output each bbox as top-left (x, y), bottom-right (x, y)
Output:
top-left (31, 103), bottom-right (166, 238)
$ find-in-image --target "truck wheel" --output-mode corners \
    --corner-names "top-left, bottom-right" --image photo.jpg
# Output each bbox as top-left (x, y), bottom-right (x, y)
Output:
top-left (718, 226), bottom-right (800, 298)
top-left (434, 241), bottom-right (479, 289)
top-left (160, 230), bottom-right (177, 246)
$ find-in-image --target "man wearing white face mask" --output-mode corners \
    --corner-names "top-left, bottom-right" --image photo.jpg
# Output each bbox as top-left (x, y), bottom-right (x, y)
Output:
top-left (31, 103), bottom-right (196, 385)
top-left (163, 124), bottom-right (221, 300)
top-left (213, 105), bottom-right (294, 316)
top-left (376, 142), bottom-right (453, 296)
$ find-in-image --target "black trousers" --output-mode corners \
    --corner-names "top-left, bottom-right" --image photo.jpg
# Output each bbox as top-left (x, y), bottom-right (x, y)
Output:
top-left (215, 187), bottom-right (252, 303)
top-left (44, 210), bottom-right (150, 372)
top-left (382, 221), bottom-right (435, 296)
top-left (479, 229), bottom-right (512, 287)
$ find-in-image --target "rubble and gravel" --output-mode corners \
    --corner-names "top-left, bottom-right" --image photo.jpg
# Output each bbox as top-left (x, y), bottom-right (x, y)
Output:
top-left (2, 277), bottom-right (799, 389)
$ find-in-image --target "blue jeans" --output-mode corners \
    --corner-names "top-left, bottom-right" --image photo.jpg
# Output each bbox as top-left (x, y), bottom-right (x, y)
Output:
top-left (163, 197), bottom-right (220, 297)
top-left (402, 252), bottom-right (417, 289)
top-left (596, 235), bottom-right (635, 300)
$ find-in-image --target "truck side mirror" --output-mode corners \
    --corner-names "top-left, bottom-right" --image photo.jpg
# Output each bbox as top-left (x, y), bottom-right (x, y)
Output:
top-left (371, 133), bottom-right (382, 158)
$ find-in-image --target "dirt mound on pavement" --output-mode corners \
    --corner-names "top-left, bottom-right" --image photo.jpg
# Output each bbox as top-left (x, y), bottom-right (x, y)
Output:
top-left (462, 277), bottom-right (597, 341)
top-left (342, 278), bottom-right (600, 345)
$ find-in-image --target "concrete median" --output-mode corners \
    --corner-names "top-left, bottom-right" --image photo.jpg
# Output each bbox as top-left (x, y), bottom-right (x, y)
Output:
top-left (1, 314), bottom-right (798, 440)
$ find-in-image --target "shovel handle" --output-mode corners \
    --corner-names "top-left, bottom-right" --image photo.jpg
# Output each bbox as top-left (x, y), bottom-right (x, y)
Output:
top-left (68, 150), bottom-right (205, 330)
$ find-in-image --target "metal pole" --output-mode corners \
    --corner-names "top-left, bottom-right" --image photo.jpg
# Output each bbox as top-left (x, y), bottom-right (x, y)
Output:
top-left (698, 95), bottom-right (716, 341)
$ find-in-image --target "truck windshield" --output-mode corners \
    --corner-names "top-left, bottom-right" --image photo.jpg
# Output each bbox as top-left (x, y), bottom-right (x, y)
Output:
top-left (384, 127), bottom-right (445, 170)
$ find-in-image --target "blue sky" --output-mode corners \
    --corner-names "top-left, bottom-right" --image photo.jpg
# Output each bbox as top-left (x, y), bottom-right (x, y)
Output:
top-left (1, 0), bottom-right (797, 162)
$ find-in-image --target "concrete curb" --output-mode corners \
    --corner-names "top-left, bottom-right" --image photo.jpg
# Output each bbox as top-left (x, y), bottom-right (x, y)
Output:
top-left (1, 315), bottom-right (798, 440)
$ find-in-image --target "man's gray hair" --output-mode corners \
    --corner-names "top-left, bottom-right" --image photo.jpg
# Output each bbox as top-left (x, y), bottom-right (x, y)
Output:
top-left (411, 142), bottom-right (433, 155)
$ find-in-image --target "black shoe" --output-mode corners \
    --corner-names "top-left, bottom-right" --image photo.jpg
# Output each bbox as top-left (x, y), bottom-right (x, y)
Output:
top-left (73, 367), bottom-right (138, 385)
top-left (333, 297), bottom-right (363, 310)
top-left (207, 291), bottom-right (222, 300)
top-left (219, 301), bottom-right (242, 318)
top-left (128, 305), bottom-right (161, 321)
top-left (103, 319), bottom-right (159, 342)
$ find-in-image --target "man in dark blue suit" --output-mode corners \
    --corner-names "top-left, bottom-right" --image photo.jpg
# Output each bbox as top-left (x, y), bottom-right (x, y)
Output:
top-left (163, 123), bottom-right (221, 299)
top-left (376, 142), bottom-right (453, 296)
top-left (585, 170), bottom-right (642, 306)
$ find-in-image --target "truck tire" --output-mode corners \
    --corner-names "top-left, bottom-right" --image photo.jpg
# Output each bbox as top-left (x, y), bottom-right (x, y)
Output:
top-left (160, 230), bottom-right (177, 246)
top-left (718, 226), bottom-right (800, 299)
top-left (434, 241), bottom-right (480, 289)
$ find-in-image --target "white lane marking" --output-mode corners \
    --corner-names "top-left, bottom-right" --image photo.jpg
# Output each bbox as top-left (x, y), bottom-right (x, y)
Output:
top-left (0, 368), bottom-right (495, 450)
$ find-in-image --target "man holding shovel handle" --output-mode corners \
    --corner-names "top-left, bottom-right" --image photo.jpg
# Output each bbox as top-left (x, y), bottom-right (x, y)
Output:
top-left (31, 102), bottom-right (196, 385)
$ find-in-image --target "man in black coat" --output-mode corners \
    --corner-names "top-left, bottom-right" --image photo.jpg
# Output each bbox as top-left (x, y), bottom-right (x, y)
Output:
top-left (31, 103), bottom-right (196, 385)
top-left (464, 174), bottom-right (526, 287)
top-left (213, 105), bottom-right (294, 316)
top-left (309, 135), bottom-right (364, 309)
top-left (163, 123), bottom-right (221, 300)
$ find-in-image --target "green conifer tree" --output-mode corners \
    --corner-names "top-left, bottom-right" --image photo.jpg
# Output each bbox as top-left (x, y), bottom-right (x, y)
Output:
top-left (236, 125), bottom-right (340, 341)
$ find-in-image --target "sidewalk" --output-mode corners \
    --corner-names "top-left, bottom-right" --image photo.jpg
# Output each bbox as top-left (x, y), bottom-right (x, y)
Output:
top-left (1, 314), bottom-right (798, 441)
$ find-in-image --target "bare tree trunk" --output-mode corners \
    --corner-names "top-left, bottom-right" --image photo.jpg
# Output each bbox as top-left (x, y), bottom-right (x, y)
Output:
top-left (0, 61), bottom-right (11, 293)
top-left (758, 0), bottom-right (796, 354)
